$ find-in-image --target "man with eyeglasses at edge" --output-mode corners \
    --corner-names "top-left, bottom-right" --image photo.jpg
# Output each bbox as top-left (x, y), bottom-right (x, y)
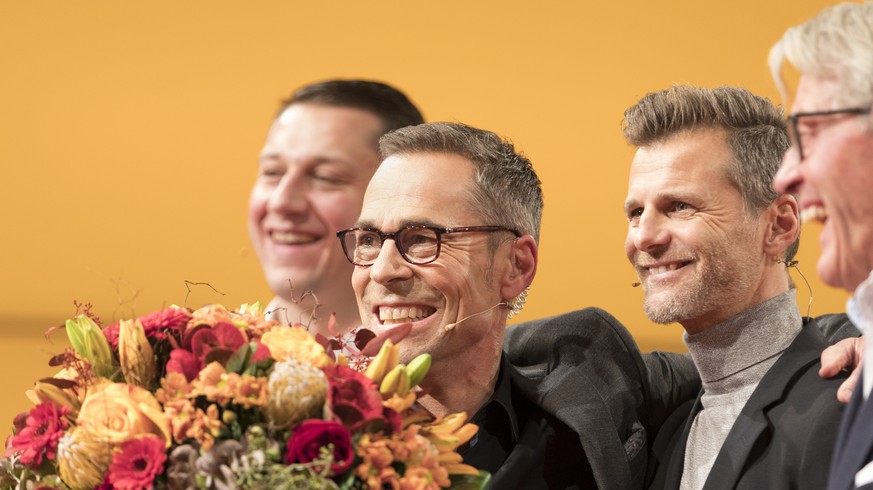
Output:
top-left (339, 121), bottom-right (704, 489)
top-left (770, 3), bottom-right (873, 489)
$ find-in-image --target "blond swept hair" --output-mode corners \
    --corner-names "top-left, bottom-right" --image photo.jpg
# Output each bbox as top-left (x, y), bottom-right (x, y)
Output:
top-left (770, 1), bottom-right (873, 107)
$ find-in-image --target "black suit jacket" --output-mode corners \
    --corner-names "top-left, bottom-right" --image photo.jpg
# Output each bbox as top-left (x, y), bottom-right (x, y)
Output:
top-left (501, 307), bottom-right (700, 489)
top-left (828, 372), bottom-right (873, 490)
top-left (647, 319), bottom-right (848, 490)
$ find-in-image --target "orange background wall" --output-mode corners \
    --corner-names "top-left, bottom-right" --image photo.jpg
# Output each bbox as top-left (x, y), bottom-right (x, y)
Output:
top-left (1, 0), bottom-right (850, 439)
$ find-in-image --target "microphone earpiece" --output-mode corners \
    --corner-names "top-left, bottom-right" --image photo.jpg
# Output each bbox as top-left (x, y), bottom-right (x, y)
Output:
top-left (444, 302), bottom-right (509, 332)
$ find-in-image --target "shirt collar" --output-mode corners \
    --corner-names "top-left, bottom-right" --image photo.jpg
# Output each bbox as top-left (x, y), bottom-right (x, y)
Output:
top-left (489, 354), bottom-right (520, 443)
top-left (848, 270), bottom-right (873, 333)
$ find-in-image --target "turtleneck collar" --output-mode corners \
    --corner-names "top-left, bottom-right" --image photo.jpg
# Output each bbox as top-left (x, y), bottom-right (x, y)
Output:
top-left (683, 289), bottom-right (802, 389)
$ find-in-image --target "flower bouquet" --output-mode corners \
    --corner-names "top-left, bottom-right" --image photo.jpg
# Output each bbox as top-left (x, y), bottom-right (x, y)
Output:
top-left (1, 303), bottom-right (490, 489)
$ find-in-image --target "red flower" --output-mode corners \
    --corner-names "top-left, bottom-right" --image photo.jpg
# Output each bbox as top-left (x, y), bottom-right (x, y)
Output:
top-left (323, 365), bottom-right (384, 430)
top-left (103, 307), bottom-right (192, 350)
top-left (190, 323), bottom-right (246, 366)
top-left (138, 307), bottom-right (191, 339)
top-left (382, 406), bottom-right (402, 434)
top-left (285, 420), bottom-right (354, 474)
top-left (166, 348), bottom-right (200, 382)
top-left (8, 403), bottom-right (69, 467)
top-left (250, 341), bottom-right (273, 364)
top-left (103, 323), bottom-right (120, 350)
top-left (107, 434), bottom-right (167, 490)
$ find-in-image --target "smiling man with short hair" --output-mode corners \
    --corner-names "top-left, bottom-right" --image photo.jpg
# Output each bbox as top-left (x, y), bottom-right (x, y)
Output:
top-left (625, 85), bottom-right (847, 490)
top-left (346, 122), bottom-right (699, 488)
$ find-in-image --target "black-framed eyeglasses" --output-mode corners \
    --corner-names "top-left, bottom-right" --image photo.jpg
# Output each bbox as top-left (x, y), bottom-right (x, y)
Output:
top-left (336, 225), bottom-right (522, 267)
top-left (787, 106), bottom-right (871, 161)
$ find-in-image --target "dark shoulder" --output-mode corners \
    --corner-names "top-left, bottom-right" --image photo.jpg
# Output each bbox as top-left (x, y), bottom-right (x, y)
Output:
top-left (504, 307), bottom-right (641, 367)
top-left (809, 313), bottom-right (860, 343)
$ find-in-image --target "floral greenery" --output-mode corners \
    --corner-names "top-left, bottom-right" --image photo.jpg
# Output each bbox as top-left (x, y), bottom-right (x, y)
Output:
top-left (1, 303), bottom-right (489, 489)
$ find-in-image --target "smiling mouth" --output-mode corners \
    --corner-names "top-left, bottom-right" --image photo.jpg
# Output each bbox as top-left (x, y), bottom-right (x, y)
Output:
top-left (800, 205), bottom-right (827, 224)
top-left (378, 306), bottom-right (436, 325)
top-left (271, 231), bottom-right (321, 245)
top-left (644, 262), bottom-right (689, 276)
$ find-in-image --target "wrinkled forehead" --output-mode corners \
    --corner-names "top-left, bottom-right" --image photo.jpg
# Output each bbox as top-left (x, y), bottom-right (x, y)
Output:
top-left (791, 75), bottom-right (852, 112)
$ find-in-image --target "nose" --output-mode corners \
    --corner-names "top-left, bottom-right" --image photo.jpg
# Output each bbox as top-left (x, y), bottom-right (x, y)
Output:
top-left (368, 238), bottom-right (414, 285)
top-left (772, 149), bottom-right (803, 195)
top-left (267, 173), bottom-right (309, 217)
top-left (628, 211), bottom-right (670, 254)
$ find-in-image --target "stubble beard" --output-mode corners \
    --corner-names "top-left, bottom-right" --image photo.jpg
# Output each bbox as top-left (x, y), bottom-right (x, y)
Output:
top-left (641, 229), bottom-right (759, 326)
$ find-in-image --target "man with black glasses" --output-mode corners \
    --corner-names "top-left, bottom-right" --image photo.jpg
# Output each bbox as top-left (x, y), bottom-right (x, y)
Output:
top-left (340, 122), bottom-right (699, 488)
top-left (770, 3), bottom-right (873, 489)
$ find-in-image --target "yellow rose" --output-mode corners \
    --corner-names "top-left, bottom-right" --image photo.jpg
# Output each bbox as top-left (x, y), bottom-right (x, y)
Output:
top-left (261, 325), bottom-right (331, 367)
top-left (77, 381), bottom-right (171, 447)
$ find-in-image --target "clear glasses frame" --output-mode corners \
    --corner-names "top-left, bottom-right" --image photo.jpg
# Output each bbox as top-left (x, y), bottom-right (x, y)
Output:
top-left (336, 225), bottom-right (521, 267)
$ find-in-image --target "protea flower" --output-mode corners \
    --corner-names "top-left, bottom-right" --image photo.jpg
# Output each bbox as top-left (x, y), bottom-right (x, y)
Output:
top-left (118, 319), bottom-right (156, 389)
top-left (56, 426), bottom-right (114, 490)
top-left (265, 358), bottom-right (328, 428)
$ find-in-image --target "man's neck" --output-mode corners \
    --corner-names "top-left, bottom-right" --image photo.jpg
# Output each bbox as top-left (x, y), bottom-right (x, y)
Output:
top-left (416, 328), bottom-right (504, 419)
top-left (681, 272), bottom-right (790, 335)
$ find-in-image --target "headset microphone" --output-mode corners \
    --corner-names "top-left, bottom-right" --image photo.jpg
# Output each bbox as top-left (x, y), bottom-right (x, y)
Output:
top-left (444, 302), bottom-right (509, 332)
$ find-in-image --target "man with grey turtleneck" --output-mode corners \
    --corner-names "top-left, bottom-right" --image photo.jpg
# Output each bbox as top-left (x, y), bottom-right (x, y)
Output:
top-left (622, 85), bottom-right (847, 490)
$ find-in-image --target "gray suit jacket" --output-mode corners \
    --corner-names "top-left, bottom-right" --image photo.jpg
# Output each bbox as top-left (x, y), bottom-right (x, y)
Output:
top-left (503, 307), bottom-right (700, 489)
top-left (646, 319), bottom-right (848, 490)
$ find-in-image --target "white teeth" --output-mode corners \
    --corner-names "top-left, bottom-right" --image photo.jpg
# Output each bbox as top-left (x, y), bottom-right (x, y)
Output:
top-left (378, 306), bottom-right (434, 323)
top-left (272, 231), bottom-right (319, 244)
top-left (650, 264), bottom-right (680, 275)
top-left (800, 206), bottom-right (827, 224)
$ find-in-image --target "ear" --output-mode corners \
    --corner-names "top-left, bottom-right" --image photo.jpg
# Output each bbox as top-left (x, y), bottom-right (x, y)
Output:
top-left (762, 194), bottom-right (800, 258)
top-left (500, 234), bottom-right (538, 301)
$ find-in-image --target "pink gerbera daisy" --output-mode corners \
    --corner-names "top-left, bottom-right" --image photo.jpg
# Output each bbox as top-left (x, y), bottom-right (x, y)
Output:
top-left (107, 434), bottom-right (167, 490)
top-left (9, 403), bottom-right (68, 466)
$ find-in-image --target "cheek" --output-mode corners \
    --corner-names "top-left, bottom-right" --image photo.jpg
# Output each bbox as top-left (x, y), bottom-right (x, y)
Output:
top-left (247, 187), bottom-right (269, 222)
top-left (311, 192), bottom-right (366, 230)
top-left (624, 233), bottom-right (636, 261)
top-left (351, 268), bottom-right (368, 294)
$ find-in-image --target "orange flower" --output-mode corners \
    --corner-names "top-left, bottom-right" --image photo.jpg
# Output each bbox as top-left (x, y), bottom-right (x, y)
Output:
top-left (190, 304), bottom-right (235, 326)
top-left (77, 382), bottom-right (170, 448)
top-left (193, 362), bottom-right (238, 405)
top-left (155, 371), bottom-right (193, 405)
top-left (261, 325), bottom-right (331, 367)
top-left (233, 374), bottom-right (268, 409)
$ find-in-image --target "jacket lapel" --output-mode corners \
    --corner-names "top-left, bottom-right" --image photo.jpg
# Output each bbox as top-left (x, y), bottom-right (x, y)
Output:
top-left (662, 394), bottom-right (704, 489)
top-left (702, 322), bottom-right (824, 490)
top-left (828, 378), bottom-right (873, 490)
top-left (510, 359), bottom-right (635, 489)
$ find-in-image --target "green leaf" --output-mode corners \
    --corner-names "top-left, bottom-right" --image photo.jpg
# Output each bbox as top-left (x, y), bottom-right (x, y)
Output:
top-left (65, 318), bottom-right (86, 356)
top-left (226, 342), bottom-right (255, 374)
top-left (449, 470), bottom-right (492, 490)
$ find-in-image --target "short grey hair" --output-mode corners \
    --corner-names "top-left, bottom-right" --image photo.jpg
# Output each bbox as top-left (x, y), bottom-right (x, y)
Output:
top-left (623, 85), bottom-right (798, 262)
top-left (378, 122), bottom-right (543, 243)
top-left (770, 1), bottom-right (873, 108)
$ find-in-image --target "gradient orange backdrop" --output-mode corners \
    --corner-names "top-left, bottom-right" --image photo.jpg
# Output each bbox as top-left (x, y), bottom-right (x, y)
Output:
top-left (1, 0), bottom-right (850, 439)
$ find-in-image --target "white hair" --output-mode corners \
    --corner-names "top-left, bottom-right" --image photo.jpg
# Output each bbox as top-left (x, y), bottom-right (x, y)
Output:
top-left (770, 1), bottom-right (873, 107)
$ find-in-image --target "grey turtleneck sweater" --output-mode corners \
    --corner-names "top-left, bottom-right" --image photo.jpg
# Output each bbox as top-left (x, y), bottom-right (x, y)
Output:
top-left (679, 290), bottom-right (802, 490)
